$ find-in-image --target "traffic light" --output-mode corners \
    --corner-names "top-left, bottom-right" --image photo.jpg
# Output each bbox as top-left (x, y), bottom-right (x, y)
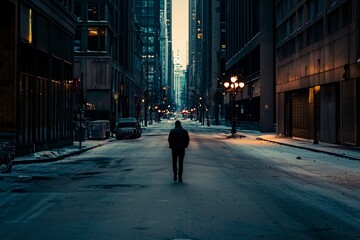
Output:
top-left (162, 87), bottom-right (166, 101)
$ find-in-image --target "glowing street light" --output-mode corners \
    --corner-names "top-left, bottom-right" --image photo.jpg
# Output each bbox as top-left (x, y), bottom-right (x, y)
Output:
top-left (224, 76), bottom-right (245, 136)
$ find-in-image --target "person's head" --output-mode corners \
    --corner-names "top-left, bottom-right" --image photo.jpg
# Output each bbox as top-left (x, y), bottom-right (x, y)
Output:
top-left (175, 120), bottom-right (181, 127)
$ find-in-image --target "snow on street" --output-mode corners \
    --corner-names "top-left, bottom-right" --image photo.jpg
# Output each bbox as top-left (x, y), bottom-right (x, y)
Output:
top-left (0, 120), bottom-right (359, 239)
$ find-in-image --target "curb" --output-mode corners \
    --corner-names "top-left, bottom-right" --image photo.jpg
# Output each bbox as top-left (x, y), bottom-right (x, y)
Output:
top-left (256, 137), bottom-right (360, 161)
top-left (12, 140), bottom-right (113, 165)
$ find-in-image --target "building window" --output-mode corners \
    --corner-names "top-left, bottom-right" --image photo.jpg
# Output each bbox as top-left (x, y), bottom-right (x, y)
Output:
top-left (276, 26), bottom-right (283, 44)
top-left (340, 1), bottom-right (352, 27)
top-left (53, 26), bottom-right (62, 57)
top-left (37, 16), bottom-right (49, 52)
top-left (290, 14), bottom-right (296, 35)
top-left (276, 2), bottom-right (283, 24)
top-left (297, 32), bottom-right (304, 50)
top-left (74, 5), bottom-right (81, 20)
top-left (88, 4), bottom-right (98, 20)
top-left (298, 7), bottom-right (304, 29)
top-left (63, 34), bottom-right (72, 62)
top-left (284, 20), bottom-right (290, 38)
top-left (315, 0), bottom-right (324, 15)
top-left (20, 4), bottom-right (32, 43)
top-left (88, 4), bottom-right (105, 21)
top-left (88, 27), bottom-right (106, 51)
top-left (283, 0), bottom-right (289, 14)
top-left (314, 19), bottom-right (323, 41)
top-left (327, 10), bottom-right (338, 34)
top-left (307, 24), bottom-right (315, 45)
top-left (307, 0), bottom-right (315, 21)
top-left (74, 27), bottom-right (81, 51)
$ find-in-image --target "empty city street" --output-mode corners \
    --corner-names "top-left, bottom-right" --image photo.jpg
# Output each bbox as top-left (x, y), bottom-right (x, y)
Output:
top-left (0, 120), bottom-right (359, 240)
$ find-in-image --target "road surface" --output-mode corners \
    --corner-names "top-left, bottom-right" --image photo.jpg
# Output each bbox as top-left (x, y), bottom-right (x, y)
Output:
top-left (0, 120), bottom-right (359, 239)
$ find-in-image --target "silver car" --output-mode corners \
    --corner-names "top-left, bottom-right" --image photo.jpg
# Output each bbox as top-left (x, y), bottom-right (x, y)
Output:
top-left (115, 118), bottom-right (142, 140)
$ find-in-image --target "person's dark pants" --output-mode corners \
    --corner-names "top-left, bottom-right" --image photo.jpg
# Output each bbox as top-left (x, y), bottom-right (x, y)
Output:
top-left (172, 148), bottom-right (185, 178)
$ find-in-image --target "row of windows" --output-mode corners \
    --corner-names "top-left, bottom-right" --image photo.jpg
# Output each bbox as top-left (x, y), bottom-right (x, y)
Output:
top-left (74, 4), bottom-right (106, 21)
top-left (276, 0), bottom-right (326, 43)
top-left (18, 43), bottom-right (73, 147)
top-left (276, 0), bottom-right (327, 23)
top-left (226, 0), bottom-right (260, 60)
top-left (20, 4), bottom-right (73, 61)
top-left (276, 0), bottom-right (352, 60)
top-left (18, 74), bottom-right (73, 146)
top-left (136, 0), bottom-right (155, 8)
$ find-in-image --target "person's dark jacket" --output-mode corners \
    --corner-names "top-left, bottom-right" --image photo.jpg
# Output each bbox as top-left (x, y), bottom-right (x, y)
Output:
top-left (168, 126), bottom-right (190, 150)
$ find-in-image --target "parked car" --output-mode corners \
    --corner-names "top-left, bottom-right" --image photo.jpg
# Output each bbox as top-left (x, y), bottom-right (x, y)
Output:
top-left (115, 118), bottom-right (142, 140)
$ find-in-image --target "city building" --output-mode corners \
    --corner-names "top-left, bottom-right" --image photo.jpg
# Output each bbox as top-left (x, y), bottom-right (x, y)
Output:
top-left (225, 0), bottom-right (275, 132)
top-left (73, 0), bottom-right (143, 130)
top-left (173, 52), bottom-right (186, 110)
top-left (202, 0), bottom-right (225, 126)
top-left (188, 0), bottom-right (205, 123)
top-left (275, 0), bottom-right (360, 145)
top-left (135, 0), bottom-right (162, 125)
top-left (166, 0), bottom-right (174, 109)
top-left (0, 0), bottom-right (76, 155)
top-left (159, 0), bottom-right (172, 113)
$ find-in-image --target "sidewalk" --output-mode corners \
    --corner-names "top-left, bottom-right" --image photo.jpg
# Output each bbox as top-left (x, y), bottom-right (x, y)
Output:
top-left (11, 124), bottom-right (360, 165)
top-left (13, 139), bottom-right (115, 165)
top-left (201, 122), bottom-right (360, 161)
top-left (254, 133), bottom-right (360, 161)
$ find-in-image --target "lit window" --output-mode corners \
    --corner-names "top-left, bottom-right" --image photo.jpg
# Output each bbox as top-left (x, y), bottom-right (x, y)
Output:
top-left (21, 5), bottom-right (32, 43)
top-left (88, 27), bottom-right (106, 51)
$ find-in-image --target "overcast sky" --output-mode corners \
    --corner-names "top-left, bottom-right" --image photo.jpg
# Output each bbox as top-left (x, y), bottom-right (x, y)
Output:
top-left (172, 0), bottom-right (189, 68)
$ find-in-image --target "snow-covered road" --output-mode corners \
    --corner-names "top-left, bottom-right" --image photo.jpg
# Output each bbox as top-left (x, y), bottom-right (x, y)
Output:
top-left (0, 120), bottom-right (359, 239)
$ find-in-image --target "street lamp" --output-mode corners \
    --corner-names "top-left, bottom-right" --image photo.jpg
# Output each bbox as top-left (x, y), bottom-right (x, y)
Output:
top-left (224, 76), bottom-right (244, 136)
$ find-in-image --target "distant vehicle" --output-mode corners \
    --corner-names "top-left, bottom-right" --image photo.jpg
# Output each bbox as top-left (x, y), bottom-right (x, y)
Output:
top-left (167, 113), bottom-right (177, 120)
top-left (115, 118), bottom-right (142, 140)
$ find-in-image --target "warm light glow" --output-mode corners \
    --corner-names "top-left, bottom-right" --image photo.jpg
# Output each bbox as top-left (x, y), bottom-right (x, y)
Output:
top-left (230, 83), bottom-right (234, 88)
top-left (314, 85), bottom-right (321, 93)
top-left (239, 82), bottom-right (245, 88)
top-left (234, 83), bottom-right (239, 88)
top-left (224, 82), bottom-right (230, 88)
top-left (230, 76), bottom-right (237, 83)
top-left (88, 29), bottom-right (98, 36)
top-left (28, 9), bottom-right (33, 43)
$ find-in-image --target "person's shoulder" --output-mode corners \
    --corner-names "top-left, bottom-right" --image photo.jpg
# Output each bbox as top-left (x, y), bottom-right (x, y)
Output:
top-left (182, 128), bottom-right (189, 133)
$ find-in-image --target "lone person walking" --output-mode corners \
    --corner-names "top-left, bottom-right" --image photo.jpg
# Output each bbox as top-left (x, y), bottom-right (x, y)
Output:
top-left (168, 120), bottom-right (190, 182)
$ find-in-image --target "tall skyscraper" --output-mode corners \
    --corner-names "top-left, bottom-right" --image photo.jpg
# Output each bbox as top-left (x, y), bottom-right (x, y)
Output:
top-left (225, 0), bottom-right (275, 132)
top-left (174, 52), bottom-right (186, 110)
top-left (135, 0), bottom-right (162, 124)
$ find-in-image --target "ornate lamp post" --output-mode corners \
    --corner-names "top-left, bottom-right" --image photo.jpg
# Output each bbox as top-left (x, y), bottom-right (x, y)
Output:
top-left (224, 76), bottom-right (244, 136)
